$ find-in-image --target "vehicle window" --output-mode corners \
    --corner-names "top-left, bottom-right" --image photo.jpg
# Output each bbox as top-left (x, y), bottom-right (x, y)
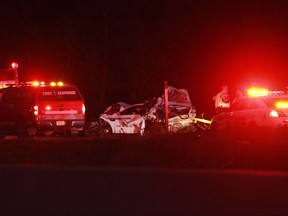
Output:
top-left (38, 86), bottom-right (83, 101)
top-left (120, 106), bottom-right (143, 115)
top-left (240, 99), bottom-right (251, 110)
top-left (249, 100), bottom-right (260, 109)
top-left (15, 88), bottom-right (36, 102)
top-left (231, 99), bottom-right (246, 111)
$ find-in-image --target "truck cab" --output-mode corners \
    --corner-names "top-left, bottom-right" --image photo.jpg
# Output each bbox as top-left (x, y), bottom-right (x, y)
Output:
top-left (0, 82), bottom-right (85, 137)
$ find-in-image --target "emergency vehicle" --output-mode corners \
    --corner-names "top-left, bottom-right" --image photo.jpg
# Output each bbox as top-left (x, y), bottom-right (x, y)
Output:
top-left (0, 81), bottom-right (85, 137)
top-left (211, 87), bottom-right (288, 131)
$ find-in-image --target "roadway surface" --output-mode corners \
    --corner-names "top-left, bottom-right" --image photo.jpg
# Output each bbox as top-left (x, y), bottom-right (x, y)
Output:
top-left (1, 165), bottom-right (288, 215)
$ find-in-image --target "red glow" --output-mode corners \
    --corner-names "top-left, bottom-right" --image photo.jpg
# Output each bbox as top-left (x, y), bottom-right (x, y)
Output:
top-left (270, 110), bottom-right (279, 117)
top-left (34, 105), bottom-right (38, 116)
top-left (275, 102), bottom-right (288, 109)
top-left (82, 104), bottom-right (86, 115)
top-left (11, 62), bottom-right (18, 69)
top-left (247, 87), bottom-right (269, 97)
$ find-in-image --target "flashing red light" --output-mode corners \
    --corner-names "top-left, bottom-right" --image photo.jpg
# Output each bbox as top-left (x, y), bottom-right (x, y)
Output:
top-left (247, 87), bottom-right (269, 97)
top-left (32, 81), bottom-right (40, 86)
top-left (57, 81), bottom-right (64, 86)
top-left (275, 102), bottom-right (288, 109)
top-left (11, 62), bottom-right (18, 69)
top-left (34, 105), bottom-right (38, 115)
top-left (50, 81), bottom-right (64, 86)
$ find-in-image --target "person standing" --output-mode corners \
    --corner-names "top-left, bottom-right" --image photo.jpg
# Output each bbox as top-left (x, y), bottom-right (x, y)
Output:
top-left (213, 85), bottom-right (230, 113)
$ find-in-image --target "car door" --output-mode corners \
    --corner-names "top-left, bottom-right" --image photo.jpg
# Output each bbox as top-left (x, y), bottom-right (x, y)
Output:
top-left (230, 99), bottom-right (251, 127)
top-left (116, 105), bottom-right (144, 134)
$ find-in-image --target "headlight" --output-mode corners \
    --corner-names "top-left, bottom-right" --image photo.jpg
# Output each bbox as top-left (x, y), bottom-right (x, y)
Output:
top-left (270, 110), bottom-right (286, 117)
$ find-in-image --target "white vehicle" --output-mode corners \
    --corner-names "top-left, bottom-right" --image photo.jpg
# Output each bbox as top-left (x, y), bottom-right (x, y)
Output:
top-left (145, 86), bottom-right (198, 133)
top-left (167, 110), bottom-right (197, 133)
top-left (103, 102), bottom-right (130, 115)
top-left (98, 103), bottom-right (146, 135)
top-left (211, 87), bottom-right (288, 132)
top-left (87, 86), bottom-right (199, 136)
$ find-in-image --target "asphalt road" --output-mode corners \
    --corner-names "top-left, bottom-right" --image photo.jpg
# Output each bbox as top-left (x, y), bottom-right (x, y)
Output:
top-left (1, 165), bottom-right (288, 215)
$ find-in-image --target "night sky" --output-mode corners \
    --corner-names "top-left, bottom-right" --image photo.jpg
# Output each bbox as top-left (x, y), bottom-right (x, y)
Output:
top-left (1, 0), bottom-right (288, 118)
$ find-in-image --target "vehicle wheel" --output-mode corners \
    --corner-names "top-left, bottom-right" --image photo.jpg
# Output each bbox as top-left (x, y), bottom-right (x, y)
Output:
top-left (16, 118), bottom-right (28, 138)
top-left (99, 122), bottom-right (112, 136)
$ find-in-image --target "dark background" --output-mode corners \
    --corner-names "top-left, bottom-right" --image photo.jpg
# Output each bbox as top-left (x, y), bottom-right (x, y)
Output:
top-left (1, 0), bottom-right (288, 119)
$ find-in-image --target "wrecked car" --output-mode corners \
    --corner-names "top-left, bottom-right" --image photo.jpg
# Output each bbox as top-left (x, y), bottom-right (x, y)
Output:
top-left (145, 86), bottom-right (198, 134)
top-left (85, 103), bottom-right (152, 136)
top-left (85, 86), bottom-right (201, 136)
top-left (103, 102), bottom-right (130, 115)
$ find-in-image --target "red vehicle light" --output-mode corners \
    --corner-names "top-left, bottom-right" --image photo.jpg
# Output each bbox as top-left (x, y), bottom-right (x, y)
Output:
top-left (247, 87), bottom-right (269, 97)
top-left (50, 81), bottom-right (64, 86)
top-left (34, 105), bottom-right (38, 115)
top-left (82, 104), bottom-right (86, 115)
top-left (11, 62), bottom-right (18, 69)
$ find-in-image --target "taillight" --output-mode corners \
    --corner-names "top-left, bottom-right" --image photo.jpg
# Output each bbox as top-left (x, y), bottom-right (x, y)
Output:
top-left (82, 104), bottom-right (86, 115)
top-left (270, 110), bottom-right (286, 117)
top-left (34, 105), bottom-right (38, 115)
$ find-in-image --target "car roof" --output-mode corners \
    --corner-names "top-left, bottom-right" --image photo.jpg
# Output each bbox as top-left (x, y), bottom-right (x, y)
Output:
top-left (122, 103), bottom-right (144, 110)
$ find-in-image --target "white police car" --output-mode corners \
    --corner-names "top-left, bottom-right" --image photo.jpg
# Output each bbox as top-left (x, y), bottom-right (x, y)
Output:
top-left (98, 103), bottom-right (147, 135)
top-left (211, 87), bottom-right (288, 131)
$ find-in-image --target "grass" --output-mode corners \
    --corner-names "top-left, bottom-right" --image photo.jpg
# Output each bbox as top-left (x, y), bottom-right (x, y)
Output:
top-left (0, 130), bottom-right (288, 170)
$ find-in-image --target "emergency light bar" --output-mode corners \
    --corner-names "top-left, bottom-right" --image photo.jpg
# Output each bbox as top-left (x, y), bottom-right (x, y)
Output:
top-left (247, 87), bottom-right (269, 97)
top-left (18, 81), bottom-right (65, 87)
top-left (275, 101), bottom-right (288, 109)
top-left (50, 81), bottom-right (64, 86)
top-left (247, 87), bottom-right (286, 97)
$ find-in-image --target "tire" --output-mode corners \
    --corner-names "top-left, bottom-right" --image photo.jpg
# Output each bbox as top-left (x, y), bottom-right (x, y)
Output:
top-left (101, 123), bottom-right (112, 133)
top-left (99, 122), bottom-right (112, 137)
top-left (16, 118), bottom-right (28, 138)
